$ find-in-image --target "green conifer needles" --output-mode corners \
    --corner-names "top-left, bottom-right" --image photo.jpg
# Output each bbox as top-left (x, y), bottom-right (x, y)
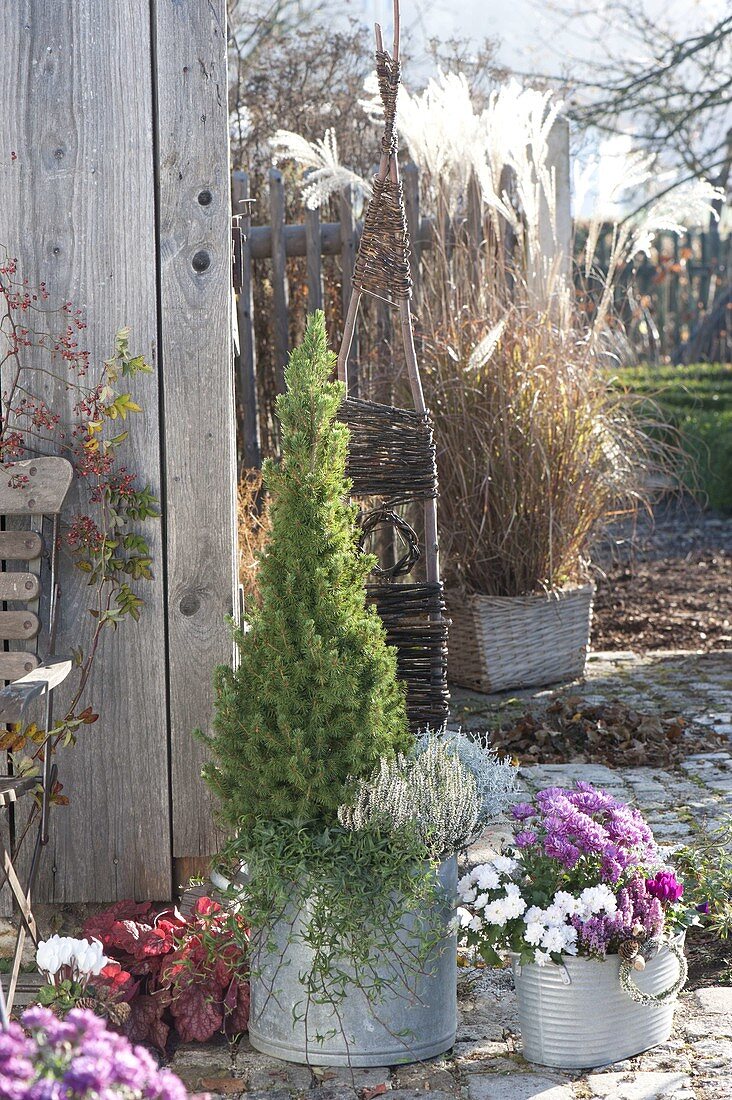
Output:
top-left (201, 312), bottom-right (410, 833)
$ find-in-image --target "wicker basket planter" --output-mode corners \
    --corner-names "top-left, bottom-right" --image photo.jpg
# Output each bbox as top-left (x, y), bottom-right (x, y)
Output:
top-left (447, 583), bottom-right (594, 693)
top-left (511, 934), bottom-right (687, 1069)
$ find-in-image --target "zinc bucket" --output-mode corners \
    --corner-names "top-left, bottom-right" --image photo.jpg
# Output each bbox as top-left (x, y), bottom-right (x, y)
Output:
top-left (248, 856), bottom-right (458, 1066)
top-left (511, 936), bottom-right (686, 1069)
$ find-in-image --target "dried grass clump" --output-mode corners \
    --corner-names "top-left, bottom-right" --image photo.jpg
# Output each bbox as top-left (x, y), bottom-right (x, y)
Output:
top-left (238, 469), bottom-right (269, 609)
top-left (423, 307), bottom-right (673, 598)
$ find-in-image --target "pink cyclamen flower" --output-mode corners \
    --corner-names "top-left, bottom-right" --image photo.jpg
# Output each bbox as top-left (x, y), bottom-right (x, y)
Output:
top-left (645, 871), bottom-right (684, 904)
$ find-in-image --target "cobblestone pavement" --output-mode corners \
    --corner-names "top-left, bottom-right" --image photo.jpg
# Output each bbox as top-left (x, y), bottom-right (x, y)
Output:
top-left (170, 649), bottom-right (732, 1099)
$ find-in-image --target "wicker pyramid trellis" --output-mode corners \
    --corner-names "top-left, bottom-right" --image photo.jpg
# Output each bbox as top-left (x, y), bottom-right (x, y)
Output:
top-left (337, 11), bottom-right (448, 733)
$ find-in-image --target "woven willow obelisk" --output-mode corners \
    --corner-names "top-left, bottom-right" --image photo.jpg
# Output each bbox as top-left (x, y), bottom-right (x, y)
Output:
top-left (337, 0), bottom-right (448, 732)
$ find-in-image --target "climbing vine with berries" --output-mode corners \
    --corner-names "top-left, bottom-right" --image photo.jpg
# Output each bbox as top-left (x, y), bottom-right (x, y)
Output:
top-left (0, 249), bottom-right (158, 813)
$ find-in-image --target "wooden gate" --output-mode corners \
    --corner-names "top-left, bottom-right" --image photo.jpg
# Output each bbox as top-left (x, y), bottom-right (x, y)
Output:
top-left (0, 0), bottom-right (236, 903)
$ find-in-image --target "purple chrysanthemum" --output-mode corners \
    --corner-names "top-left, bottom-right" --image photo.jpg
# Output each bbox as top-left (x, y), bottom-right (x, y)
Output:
top-left (9, 1007), bottom-right (191, 1099)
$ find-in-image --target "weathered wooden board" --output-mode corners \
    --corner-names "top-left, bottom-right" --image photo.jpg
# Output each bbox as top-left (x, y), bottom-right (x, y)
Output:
top-left (0, 651), bottom-right (40, 683)
top-left (0, 532), bottom-right (42, 562)
top-left (0, 459), bottom-right (72, 516)
top-left (154, 0), bottom-right (236, 863)
top-left (0, 574), bottom-right (40, 602)
top-left (0, 0), bottom-right (171, 902)
top-left (0, 611), bottom-right (40, 641)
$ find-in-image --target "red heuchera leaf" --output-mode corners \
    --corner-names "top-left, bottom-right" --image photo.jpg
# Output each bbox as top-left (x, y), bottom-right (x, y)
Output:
top-left (193, 897), bottom-right (222, 918)
top-left (83, 900), bottom-right (153, 943)
top-left (170, 979), bottom-right (224, 1043)
top-left (225, 978), bottom-right (250, 1035)
top-left (126, 992), bottom-right (171, 1051)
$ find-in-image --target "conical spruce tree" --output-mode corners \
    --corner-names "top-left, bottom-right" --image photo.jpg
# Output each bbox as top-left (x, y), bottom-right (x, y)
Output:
top-left (202, 312), bottom-right (411, 833)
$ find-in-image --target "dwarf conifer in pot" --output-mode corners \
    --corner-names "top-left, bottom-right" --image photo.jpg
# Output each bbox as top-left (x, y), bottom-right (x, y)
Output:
top-left (197, 313), bottom-right (486, 1066)
top-left (201, 311), bottom-right (411, 832)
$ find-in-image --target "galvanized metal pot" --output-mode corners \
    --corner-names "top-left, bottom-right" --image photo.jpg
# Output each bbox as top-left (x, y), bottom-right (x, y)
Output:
top-left (511, 936), bottom-right (686, 1069)
top-left (248, 856), bottom-right (458, 1066)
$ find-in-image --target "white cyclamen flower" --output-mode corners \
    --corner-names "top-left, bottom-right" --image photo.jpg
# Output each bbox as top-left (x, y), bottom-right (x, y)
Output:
top-left (73, 938), bottom-right (109, 976)
top-left (36, 937), bottom-right (64, 976)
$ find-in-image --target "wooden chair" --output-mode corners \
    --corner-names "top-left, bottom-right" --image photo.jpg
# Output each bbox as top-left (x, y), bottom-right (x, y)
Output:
top-left (0, 457), bottom-right (74, 1023)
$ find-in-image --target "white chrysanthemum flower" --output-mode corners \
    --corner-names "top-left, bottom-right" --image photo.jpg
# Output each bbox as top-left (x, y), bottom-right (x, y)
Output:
top-left (491, 855), bottom-right (517, 875)
top-left (541, 926), bottom-right (570, 954)
top-left (458, 873), bottom-right (474, 894)
top-left (474, 893), bottom-right (490, 909)
top-left (503, 892), bottom-right (527, 920)
top-left (462, 887), bottom-right (478, 905)
top-left (475, 866), bottom-right (501, 891)
top-left (524, 905), bottom-right (546, 925)
top-left (578, 884), bottom-right (618, 919)
top-left (534, 949), bottom-right (552, 967)
top-left (483, 899), bottom-right (509, 927)
top-left (468, 915), bottom-right (484, 933)
top-left (553, 890), bottom-right (581, 916)
top-left (458, 907), bottom-right (474, 928)
top-left (524, 921), bottom-right (546, 946)
top-left (543, 904), bottom-right (567, 927)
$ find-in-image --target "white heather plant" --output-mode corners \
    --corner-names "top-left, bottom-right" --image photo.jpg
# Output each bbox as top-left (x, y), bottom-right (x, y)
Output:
top-left (338, 737), bottom-right (480, 858)
top-left (338, 734), bottom-right (517, 858)
top-left (416, 728), bottom-right (518, 828)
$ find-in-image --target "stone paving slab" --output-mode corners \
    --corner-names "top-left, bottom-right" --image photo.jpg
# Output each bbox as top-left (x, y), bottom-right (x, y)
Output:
top-left (168, 650), bottom-right (732, 1099)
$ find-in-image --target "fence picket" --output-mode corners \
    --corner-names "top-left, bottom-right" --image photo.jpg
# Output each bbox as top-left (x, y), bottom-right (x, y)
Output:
top-left (339, 186), bottom-right (359, 386)
top-left (305, 207), bottom-right (323, 312)
top-left (269, 168), bottom-right (289, 392)
top-left (232, 170), bottom-right (261, 472)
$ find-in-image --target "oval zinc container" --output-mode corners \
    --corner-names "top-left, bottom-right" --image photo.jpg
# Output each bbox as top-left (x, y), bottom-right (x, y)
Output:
top-left (511, 936), bottom-right (686, 1069)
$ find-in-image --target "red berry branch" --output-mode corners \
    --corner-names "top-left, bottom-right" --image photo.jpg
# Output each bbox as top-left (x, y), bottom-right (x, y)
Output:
top-left (0, 248), bottom-right (159, 831)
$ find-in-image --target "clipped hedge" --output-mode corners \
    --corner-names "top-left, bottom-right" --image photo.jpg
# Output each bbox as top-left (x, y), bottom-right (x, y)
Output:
top-left (615, 362), bottom-right (732, 513)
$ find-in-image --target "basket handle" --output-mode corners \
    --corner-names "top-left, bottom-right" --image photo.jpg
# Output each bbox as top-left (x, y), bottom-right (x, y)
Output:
top-left (619, 939), bottom-right (687, 1005)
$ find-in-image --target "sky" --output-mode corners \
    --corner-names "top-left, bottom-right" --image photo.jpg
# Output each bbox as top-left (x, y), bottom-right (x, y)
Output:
top-left (347, 0), bottom-right (726, 75)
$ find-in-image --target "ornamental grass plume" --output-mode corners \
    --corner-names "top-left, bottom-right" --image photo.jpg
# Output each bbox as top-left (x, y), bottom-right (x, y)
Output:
top-left (200, 312), bottom-right (410, 833)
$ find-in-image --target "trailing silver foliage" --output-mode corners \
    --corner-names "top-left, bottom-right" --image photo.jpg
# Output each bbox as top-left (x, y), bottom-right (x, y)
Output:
top-left (417, 728), bottom-right (518, 828)
top-left (338, 739), bottom-right (481, 858)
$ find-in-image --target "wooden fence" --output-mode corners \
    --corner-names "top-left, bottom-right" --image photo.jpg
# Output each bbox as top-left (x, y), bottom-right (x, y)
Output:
top-left (234, 147), bottom-right (730, 468)
top-left (0, 0), bottom-right (236, 905)
top-left (589, 225), bottom-right (732, 362)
